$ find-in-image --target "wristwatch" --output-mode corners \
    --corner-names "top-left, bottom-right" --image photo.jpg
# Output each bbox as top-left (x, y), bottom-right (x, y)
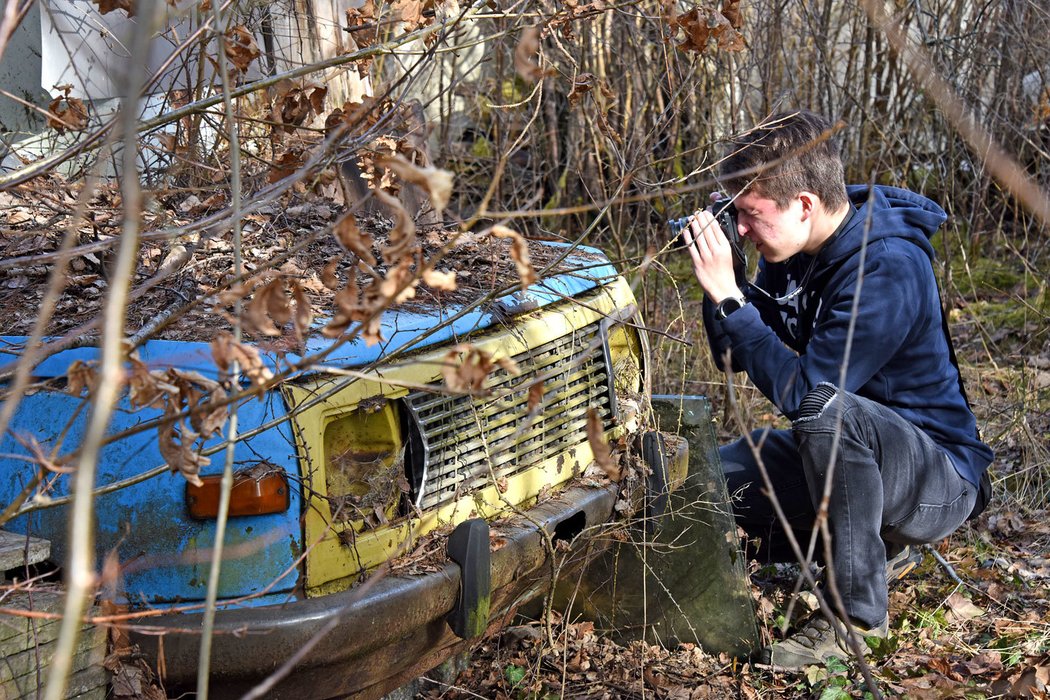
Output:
top-left (715, 295), bottom-right (748, 320)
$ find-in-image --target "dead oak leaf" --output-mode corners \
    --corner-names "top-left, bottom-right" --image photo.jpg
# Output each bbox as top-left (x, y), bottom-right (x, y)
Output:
top-left (158, 417), bottom-right (208, 487)
top-left (486, 225), bottom-right (538, 290)
top-left (268, 148), bottom-right (307, 183)
top-left (375, 153), bottom-right (454, 214)
top-left (94, 0), bottom-right (135, 15)
top-left (945, 591), bottom-right (985, 622)
top-left (47, 94), bottom-right (89, 133)
top-left (393, 0), bottom-right (433, 30)
top-left (127, 357), bottom-right (179, 409)
top-left (271, 80), bottom-right (328, 133)
top-left (672, 5), bottom-right (746, 54)
top-left (224, 25), bottom-right (261, 73)
top-left (514, 27), bottom-right (544, 83)
top-left (211, 332), bottom-right (274, 392)
top-left (333, 212), bottom-right (377, 265)
top-left (289, 280), bottom-right (314, 343)
top-left (245, 277), bottom-right (290, 337)
top-left (66, 360), bottom-right (99, 397)
top-left (442, 344), bottom-right (495, 394)
top-left (587, 408), bottom-right (622, 480)
top-left (422, 268), bottom-right (457, 291)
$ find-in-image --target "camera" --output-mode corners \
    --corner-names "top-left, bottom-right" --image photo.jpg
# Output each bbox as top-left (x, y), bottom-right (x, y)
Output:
top-left (667, 198), bottom-right (745, 268)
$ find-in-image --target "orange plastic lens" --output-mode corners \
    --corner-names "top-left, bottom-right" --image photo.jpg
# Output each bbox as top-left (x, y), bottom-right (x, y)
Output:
top-left (186, 471), bottom-right (290, 519)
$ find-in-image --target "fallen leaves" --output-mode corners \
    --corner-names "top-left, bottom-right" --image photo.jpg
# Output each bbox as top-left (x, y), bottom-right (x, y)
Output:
top-left (944, 590), bottom-right (985, 622)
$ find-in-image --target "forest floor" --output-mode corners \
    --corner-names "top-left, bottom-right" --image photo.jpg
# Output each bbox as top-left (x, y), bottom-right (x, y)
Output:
top-left (429, 245), bottom-right (1050, 699)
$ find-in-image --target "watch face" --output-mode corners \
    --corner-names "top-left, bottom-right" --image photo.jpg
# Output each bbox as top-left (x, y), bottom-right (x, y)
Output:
top-left (717, 297), bottom-right (744, 319)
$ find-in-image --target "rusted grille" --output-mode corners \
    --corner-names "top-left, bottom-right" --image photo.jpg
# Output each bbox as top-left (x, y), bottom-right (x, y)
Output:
top-left (404, 320), bottom-right (614, 510)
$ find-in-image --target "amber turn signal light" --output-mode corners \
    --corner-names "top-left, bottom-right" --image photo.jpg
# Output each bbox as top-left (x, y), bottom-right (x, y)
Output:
top-left (186, 470), bottom-right (290, 519)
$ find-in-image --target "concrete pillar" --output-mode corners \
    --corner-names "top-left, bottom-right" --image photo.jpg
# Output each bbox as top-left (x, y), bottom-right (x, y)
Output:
top-left (555, 395), bottom-right (760, 658)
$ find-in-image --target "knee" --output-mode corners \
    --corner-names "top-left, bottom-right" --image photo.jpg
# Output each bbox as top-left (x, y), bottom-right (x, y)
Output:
top-left (795, 382), bottom-right (839, 424)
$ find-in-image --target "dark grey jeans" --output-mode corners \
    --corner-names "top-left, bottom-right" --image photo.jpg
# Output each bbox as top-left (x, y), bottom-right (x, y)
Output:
top-left (720, 383), bottom-right (976, 628)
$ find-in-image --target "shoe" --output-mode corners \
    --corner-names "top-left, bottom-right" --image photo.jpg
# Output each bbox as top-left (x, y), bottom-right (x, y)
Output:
top-left (766, 615), bottom-right (888, 670)
top-left (885, 545), bottom-right (923, 584)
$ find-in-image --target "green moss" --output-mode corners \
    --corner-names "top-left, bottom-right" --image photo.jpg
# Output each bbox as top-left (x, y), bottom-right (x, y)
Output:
top-left (949, 257), bottom-right (1024, 296)
top-left (959, 299), bottom-right (1031, 333)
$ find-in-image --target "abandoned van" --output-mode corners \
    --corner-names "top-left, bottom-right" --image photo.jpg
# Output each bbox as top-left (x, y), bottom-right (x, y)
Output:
top-left (0, 238), bottom-right (686, 699)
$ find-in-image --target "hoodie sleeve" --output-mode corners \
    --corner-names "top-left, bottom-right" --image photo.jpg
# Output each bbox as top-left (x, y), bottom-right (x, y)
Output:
top-left (717, 239), bottom-right (933, 419)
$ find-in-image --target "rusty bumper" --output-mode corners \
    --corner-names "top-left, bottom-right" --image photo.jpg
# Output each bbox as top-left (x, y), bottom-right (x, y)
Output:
top-left (131, 482), bottom-right (621, 699)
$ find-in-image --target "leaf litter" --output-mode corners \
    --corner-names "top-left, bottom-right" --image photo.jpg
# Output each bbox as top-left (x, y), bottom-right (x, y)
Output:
top-left (0, 176), bottom-right (597, 345)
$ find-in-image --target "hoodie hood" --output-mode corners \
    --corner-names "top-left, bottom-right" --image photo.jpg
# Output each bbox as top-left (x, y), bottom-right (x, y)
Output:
top-left (818, 185), bottom-right (946, 267)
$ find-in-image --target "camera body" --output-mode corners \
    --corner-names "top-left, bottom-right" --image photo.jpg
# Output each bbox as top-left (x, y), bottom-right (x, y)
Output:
top-left (668, 198), bottom-right (741, 252)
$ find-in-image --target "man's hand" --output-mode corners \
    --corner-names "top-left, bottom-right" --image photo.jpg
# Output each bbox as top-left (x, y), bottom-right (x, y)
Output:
top-left (682, 209), bottom-right (742, 304)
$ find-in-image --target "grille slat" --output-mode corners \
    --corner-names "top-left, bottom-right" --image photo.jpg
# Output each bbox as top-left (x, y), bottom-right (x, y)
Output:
top-left (405, 318), bottom-right (615, 510)
top-left (423, 389), bottom-right (609, 477)
top-left (417, 367), bottom-right (608, 448)
top-left (420, 410), bottom-right (606, 505)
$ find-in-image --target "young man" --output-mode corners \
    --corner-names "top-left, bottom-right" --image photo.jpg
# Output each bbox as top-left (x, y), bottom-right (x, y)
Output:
top-left (682, 110), bottom-right (993, 668)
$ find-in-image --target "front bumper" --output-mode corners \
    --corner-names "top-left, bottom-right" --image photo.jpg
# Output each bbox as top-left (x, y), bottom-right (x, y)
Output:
top-left (132, 482), bottom-right (623, 699)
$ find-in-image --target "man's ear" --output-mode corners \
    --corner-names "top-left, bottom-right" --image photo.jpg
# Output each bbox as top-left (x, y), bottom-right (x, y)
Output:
top-left (798, 191), bottom-right (819, 221)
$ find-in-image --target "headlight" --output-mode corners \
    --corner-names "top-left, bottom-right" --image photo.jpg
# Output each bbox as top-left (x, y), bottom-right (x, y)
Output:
top-left (323, 400), bottom-right (404, 527)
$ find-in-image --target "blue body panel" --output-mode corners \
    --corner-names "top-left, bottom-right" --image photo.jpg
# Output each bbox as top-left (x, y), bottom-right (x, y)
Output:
top-left (1, 389), bottom-right (302, 607)
top-left (0, 244), bottom-right (616, 608)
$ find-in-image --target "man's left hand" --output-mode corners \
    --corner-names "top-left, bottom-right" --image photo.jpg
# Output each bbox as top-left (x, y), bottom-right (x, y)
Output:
top-left (682, 210), bottom-right (742, 304)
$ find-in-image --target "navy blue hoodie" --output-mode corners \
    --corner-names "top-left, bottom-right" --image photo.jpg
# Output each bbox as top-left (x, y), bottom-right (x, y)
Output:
top-left (704, 185), bottom-right (993, 487)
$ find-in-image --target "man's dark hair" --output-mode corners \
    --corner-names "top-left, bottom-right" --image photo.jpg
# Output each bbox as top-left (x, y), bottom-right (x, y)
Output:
top-left (719, 110), bottom-right (849, 212)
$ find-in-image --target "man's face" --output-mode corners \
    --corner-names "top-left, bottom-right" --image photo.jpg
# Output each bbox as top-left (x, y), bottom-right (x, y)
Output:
top-left (731, 190), bottom-right (809, 263)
